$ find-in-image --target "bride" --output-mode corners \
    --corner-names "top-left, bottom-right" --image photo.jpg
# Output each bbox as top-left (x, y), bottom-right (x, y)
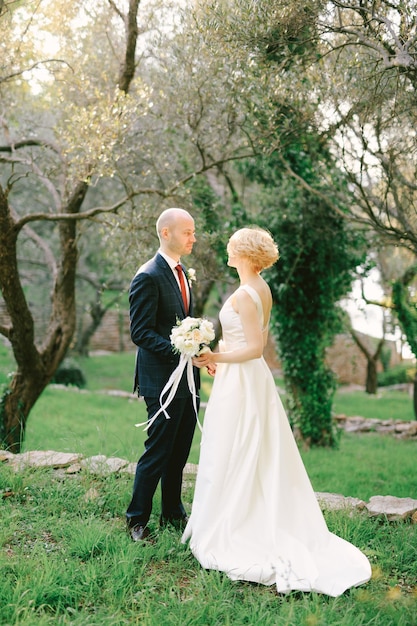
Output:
top-left (183, 226), bottom-right (371, 597)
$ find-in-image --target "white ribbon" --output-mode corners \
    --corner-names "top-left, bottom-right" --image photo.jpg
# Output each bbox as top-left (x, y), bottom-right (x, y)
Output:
top-left (135, 354), bottom-right (203, 431)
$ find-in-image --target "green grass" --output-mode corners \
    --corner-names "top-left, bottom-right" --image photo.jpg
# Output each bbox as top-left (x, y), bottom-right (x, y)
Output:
top-left (333, 388), bottom-right (415, 422)
top-left (1, 343), bottom-right (414, 420)
top-left (24, 386), bottom-right (417, 502)
top-left (1, 348), bottom-right (417, 624)
top-left (301, 433), bottom-right (417, 501)
top-left (76, 351), bottom-right (214, 403)
top-left (0, 465), bottom-right (416, 626)
top-left (25, 387), bottom-right (148, 462)
top-left (76, 352), bottom-right (137, 393)
top-left (0, 348), bottom-right (414, 499)
top-left (2, 345), bottom-right (416, 498)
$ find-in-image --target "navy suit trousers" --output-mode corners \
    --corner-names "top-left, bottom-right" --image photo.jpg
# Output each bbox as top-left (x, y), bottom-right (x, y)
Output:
top-left (126, 394), bottom-right (197, 527)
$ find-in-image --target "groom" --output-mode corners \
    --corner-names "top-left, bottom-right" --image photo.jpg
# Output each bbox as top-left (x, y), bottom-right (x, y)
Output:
top-left (126, 208), bottom-right (200, 541)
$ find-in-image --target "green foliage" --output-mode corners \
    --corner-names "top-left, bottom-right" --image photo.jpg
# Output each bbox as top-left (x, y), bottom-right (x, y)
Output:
top-left (0, 388), bottom-right (11, 447)
top-left (51, 358), bottom-right (87, 389)
top-left (392, 274), bottom-right (417, 357)
top-left (0, 343), bottom-right (15, 388)
top-left (378, 344), bottom-right (392, 373)
top-left (0, 344), bottom-right (14, 437)
top-left (377, 364), bottom-right (416, 387)
top-left (269, 188), bottom-right (365, 446)
top-left (226, 8), bottom-right (368, 446)
top-left (243, 139), bottom-right (366, 447)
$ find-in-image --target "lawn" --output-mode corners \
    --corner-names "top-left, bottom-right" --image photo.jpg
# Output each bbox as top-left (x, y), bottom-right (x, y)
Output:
top-left (21, 384), bottom-right (417, 501)
top-left (1, 347), bottom-right (416, 500)
top-left (1, 347), bottom-right (417, 625)
top-left (1, 462), bottom-right (416, 626)
top-left (333, 387), bottom-right (415, 422)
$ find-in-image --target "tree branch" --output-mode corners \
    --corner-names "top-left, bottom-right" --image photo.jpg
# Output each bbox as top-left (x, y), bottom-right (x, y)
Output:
top-left (118, 0), bottom-right (140, 94)
top-left (0, 59), bottom-right (74, 85)
top-left (349, 326), bottom-right (385, 361)
top-left (359, 279), bottom-right (392, 309)
top-left (0, 138), bottom-right (62, 155)
top-left (13, 193), bottom-right (135, 230)
top-left (107, 0), bottom-right (124, 21)
top-left (275, 154), bottom-right (355, 221)
top-left (11, 152), bottom-right (256, 230)
top-left (23, 225), bottom-right (58, 279)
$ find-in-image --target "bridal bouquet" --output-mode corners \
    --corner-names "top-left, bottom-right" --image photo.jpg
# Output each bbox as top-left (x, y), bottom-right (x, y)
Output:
top-left (136, 317), bottom-right (215, 431)
top-left (170, 316), bottom-right (215, 357)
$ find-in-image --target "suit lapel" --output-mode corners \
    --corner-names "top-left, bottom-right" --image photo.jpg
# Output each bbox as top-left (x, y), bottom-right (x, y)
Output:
top-left (156, 253), bottom-right (188, 315)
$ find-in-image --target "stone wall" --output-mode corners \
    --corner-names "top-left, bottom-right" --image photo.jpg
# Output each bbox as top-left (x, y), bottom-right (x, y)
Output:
top-left (2, 448), bottom-right (417, 521)
top-left (87, 310), bottom-right (132, 353)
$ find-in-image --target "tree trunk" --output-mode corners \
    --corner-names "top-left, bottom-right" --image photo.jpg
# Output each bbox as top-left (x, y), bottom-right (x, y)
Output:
top-left (349, 328), bottom-right (384, 394)
top-left (0, 182), bottom-right (86, 452)
top-left (0, 368), bottom-right (49, 452)
top-left (73, 289), bottom-right (125, 356)
top-left (365, 358), bottom-right (378, 394)
top-left (73, 300), bottom-right (106, 356)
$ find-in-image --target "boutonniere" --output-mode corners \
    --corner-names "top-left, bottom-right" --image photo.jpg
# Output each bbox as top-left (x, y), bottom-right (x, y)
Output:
top-left (186, 268), bottom-right (196, 287)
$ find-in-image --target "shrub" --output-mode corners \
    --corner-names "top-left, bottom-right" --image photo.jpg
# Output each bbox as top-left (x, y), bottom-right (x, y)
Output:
top-left (377, 363), bottom-right (415, 387)
top-left (51, 358), bottom-right (86, 388)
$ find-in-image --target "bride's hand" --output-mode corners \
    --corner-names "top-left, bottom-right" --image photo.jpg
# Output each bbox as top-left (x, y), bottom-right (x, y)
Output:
top-left (193, 350), bottom-right (214, 368)
top-left (206, 363), bottom-right (217, 377)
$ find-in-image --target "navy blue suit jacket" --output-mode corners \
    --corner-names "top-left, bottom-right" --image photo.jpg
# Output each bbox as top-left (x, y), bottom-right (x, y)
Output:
top-left (129, 253), bottom-right (200, 398)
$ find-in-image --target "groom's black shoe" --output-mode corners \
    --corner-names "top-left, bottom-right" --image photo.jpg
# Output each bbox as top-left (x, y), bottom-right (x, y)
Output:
top-left (159, 515), bottom-right (189, 531)
top-left (128, 523), bottom-right (150, 542)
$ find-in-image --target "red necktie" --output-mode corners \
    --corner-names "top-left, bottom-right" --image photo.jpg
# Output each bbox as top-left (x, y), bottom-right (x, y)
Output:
top-left (175, 264), bottom-right (188, 313)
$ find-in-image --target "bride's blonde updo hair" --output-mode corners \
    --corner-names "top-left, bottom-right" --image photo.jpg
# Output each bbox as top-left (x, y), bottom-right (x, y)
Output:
top-left (227, 227), bottom-right (279, 272)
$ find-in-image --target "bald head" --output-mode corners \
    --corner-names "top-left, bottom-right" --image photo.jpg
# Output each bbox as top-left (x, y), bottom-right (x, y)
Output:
top-left (156, 208), bottom-right (193, 238)
top-left (156, 208), bottom-right (196, 260)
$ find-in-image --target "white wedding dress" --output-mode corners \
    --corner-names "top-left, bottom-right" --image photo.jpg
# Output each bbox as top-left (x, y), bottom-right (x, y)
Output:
top-left (182, 285), bottom-right (371, 597)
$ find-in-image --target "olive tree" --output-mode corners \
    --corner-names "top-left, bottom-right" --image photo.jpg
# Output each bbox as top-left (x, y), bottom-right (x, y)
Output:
top-left (0, 0), bottom-right (255, 451)
top-left (0, 0), bottom-right (147, 450)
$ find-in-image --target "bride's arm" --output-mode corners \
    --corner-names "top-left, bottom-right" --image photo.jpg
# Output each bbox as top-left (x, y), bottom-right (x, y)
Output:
top-left (196, 290), bottom-right (264, 365)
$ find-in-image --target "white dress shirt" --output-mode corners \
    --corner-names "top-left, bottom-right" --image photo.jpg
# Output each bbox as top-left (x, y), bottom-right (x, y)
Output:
top-left (158, 249), bottom-right (190, 307)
